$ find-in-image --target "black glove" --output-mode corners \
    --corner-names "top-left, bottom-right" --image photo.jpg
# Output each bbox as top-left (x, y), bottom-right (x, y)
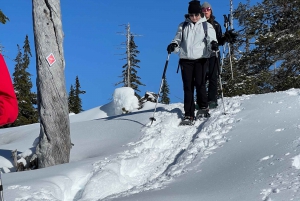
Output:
top-left (211, 41), bottom-right (218, 51)
top-left (224, 29), bottom-right (238, 44)
top-left (167, 43), bottom-right (178, 53)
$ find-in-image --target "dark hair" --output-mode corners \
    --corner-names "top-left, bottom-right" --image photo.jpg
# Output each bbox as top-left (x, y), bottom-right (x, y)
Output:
top-left (207, 13), bottom-right (216, 28)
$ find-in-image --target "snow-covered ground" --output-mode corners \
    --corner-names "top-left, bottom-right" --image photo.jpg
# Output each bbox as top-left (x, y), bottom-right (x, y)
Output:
top-left (0, 88), bottom-right (299, 201)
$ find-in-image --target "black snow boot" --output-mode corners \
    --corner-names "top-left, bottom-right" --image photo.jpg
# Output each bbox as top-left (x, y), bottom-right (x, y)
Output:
top-left (179, 116), bottom-right (195, 126)
top-left (196, 107), bottom-right (210, 118)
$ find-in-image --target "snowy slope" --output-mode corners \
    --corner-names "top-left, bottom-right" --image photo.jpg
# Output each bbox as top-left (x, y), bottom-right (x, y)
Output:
top-left (114, 89), bottom-right (300, 201)
top-left (0, 89), bottom-right (299, 201)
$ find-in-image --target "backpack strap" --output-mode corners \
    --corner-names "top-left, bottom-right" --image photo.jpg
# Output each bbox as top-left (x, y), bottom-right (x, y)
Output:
top-left (181, 21), bottom-right (189, 42)
top-left (177, 21), bottom-right (189, 73)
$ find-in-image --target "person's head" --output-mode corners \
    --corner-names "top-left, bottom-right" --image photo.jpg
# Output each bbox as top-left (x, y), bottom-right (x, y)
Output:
top-left (201, 2), bottom-right (212, 20)
top-left (188, 0), bottom-right (201, 23)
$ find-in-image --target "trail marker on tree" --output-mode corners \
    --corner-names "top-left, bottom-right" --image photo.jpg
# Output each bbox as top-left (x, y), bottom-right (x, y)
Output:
top-left (46, 53), bottom-right (56, 66)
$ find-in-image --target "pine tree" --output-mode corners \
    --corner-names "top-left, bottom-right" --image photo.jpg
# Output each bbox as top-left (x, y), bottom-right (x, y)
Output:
top-left (116, 25), bottom-right (145, 99)
top-left (0, 10), bottom-right (9, 24)
top-left (128, 35), bottom-right (145, 99)
top-left (224, 0), bottom-right (300, 96)
top-left (267, 0), bottom-right (300, 91)
top-left (12, 36), bottom-right (38, 126)
top-left (160, 78), bottom-right (170, 104)
top-left (221, 0), bottom-right (272, 97)
top-left (68, 76), bottom-right (85, 114)
top-left (0, 43), bottom-right (4, 53)
top-left (0, 10), bottom-right (8, 54)
top-left (68, 84), bottom-right (75, 113)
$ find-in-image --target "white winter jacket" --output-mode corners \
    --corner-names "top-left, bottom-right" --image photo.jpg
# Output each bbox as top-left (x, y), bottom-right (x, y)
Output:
top-left (171, 17), bottom-right (217, 59)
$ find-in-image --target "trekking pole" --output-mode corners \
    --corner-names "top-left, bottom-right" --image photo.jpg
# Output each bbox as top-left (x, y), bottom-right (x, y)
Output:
top-left (220, 44), bottom-right (226, 72)
top-left (223, 14), bottom-right (234, 80)
top-left (220, 15), bottom-right (229, 73)
top-left (149, 52), bottom-right (171, 125)
top-left (228, 14), bottom-right (234, 80)
top-left (0, 172), bottom-right (4, 201)
top-left (227, 44), bottom-right (234, 80)
top-left (215, 51), bottom-right (226, 115)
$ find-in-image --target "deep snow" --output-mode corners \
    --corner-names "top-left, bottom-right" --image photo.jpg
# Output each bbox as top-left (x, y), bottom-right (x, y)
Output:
top-left (0, 88), bottom-right (299, 201)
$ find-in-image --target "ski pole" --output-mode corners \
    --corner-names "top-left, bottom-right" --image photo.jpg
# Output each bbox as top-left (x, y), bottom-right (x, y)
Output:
top-left (215, 51), bottom-right (226, 115)
top-left (149, 52), bottom-right (171, 125)
top-left (0, 171), bottom-right (4, 201)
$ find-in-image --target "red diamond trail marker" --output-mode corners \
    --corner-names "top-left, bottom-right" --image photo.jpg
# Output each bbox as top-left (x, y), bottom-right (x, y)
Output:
top-left (46, 53), bottom-right (56, 66)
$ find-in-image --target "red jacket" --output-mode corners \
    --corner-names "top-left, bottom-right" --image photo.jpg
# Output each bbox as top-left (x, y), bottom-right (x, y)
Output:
top-left (0, 53), bottom-right (18, 126)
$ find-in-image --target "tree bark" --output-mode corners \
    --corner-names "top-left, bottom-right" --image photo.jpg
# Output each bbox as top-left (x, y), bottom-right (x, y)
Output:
top-left (32, 0), bottom-right (71, 168)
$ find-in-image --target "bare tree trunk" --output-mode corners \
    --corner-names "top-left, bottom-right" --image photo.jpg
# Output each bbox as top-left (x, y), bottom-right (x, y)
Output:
top-left (32, 0), bottom-right (71, 168)
top-left (126, 23), bottom-right (131, 88)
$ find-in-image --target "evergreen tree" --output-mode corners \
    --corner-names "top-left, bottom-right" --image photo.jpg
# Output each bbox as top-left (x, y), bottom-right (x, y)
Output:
top-left (0, 10), bottom-right (8, 53)
top-left (0, 10), bottom-right (9, 24)
top-left (266, 0), bottom-right (300, 91)
top-left (116, 34), bottom-right (145, 99)
top-left (68, 84), bottom-right (75, 113)
top-left (221, 0), bottom-right (272, 97)
top-left (160, 78), bottom-right (170, 104)
top-left (223, 0), bottom-right (300, 97)
top-left (12, 36), bottom-right (38, 126)
top-left (68, 76), bottom-right (85, 114)
top-left (0, 43), bottom-right (3, 53)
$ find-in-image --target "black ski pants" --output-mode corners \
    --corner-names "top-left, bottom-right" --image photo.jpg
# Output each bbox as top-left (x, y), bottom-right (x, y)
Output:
top-left (207, 55), bottom-right (220, 103)
top-left (179, 58), bottom-right (208, 117)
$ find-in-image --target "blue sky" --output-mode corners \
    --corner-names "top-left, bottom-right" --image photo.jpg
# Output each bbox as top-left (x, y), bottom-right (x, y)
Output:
top-left (0, 0), bottom-right (259, 110)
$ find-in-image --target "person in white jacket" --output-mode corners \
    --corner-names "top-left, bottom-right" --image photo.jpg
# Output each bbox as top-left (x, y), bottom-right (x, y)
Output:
top-left (167, 0), bottom-right (218, 125)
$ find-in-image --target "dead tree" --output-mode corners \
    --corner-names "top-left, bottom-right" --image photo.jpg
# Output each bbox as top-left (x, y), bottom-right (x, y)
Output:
top-left (32, 0), bottom-right (71, 168)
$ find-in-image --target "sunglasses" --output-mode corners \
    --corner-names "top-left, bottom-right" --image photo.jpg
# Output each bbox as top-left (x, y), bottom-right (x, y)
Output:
top-left (202, 7), bottom-right (211, 12)
top-left (189, 13), bottom-right (200, 17)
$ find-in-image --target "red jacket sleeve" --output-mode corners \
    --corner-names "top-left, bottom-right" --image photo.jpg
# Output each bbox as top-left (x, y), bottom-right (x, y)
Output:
top-left (0, 53), bottom-right (18, 126)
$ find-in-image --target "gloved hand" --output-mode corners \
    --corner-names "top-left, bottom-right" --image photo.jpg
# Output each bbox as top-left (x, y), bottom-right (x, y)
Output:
top-left (211, 41), bottom-right (218, 51)
top-left (224, 29), bottom-right (238, 44)
top-left (167, 43), bottom-right (178, 53)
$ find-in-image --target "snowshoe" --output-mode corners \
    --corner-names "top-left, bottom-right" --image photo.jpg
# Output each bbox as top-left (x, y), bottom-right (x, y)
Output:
top-left (179, 116), bottom-right (195, 126)
top-left (196, 107), bottom-right (210, 118)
